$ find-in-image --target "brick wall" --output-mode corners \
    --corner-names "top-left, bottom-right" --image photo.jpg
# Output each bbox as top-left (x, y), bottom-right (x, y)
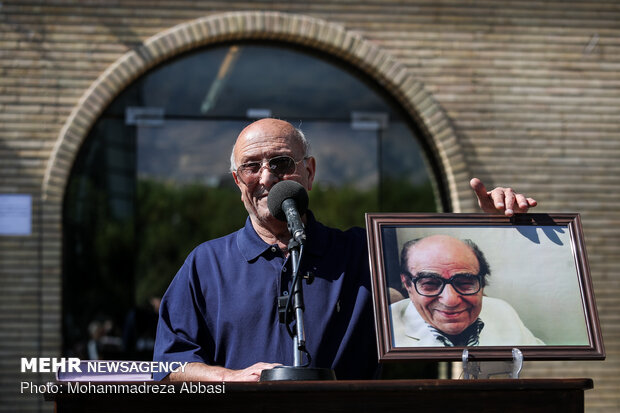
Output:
top-left (1, 1), bottom-right (619, 411)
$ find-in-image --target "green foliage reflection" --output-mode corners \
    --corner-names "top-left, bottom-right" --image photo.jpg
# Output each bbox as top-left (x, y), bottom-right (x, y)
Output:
top-left (134, 178), bottom-right (436, 303)
top-left (63, 174), bottom-right (436, 359)
top-left (135, 179), bottom-right (247, 303)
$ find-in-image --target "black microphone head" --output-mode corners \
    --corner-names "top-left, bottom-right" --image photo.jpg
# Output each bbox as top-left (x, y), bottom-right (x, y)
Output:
top-left (267, 180), bottom-right (309, 222)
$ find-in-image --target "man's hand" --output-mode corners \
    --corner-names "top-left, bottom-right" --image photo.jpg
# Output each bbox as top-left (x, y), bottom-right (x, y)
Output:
top-left (165, 361), bottom-right (282, 382)
top-left (221, 362), bottom-right (282, 381)
top-left (470, 178), bottom-right (537, 217)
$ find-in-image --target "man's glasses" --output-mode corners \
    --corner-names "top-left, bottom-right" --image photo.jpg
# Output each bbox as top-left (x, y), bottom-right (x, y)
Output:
top-left (236, 155), bottom-right (306, 179)
top-left (406, 272), bottom-right (482, 297)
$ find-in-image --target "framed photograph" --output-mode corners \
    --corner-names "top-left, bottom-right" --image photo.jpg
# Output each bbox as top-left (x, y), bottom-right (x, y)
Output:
top-left (365, 213), bottom-right (605, 361)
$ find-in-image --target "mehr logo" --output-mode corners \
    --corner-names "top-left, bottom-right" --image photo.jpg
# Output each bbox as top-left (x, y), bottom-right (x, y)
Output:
top-left (21, 358), bottom-right (81, 373)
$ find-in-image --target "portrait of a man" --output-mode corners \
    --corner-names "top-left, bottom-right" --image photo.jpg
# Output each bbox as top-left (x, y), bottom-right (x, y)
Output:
top-left (390, 234), bottom-right (544, 347)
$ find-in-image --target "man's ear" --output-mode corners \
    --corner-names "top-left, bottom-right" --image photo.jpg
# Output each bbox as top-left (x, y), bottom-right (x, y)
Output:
top-left (231, 172), bottom-right (243, 195)
top-left (399, 274), bottom-right (412, 298)
top-left (305, 156), bottom-right (316, 190)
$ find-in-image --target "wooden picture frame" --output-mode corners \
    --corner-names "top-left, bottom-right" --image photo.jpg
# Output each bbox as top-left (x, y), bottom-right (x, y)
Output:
top-left (365, 213), bottom-right (605, 361)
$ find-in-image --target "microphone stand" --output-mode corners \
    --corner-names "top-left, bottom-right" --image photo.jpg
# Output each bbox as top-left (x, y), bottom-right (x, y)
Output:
top-left (260, 238), bottom-right (336, 381)
top-left (289, 237), bottom-right (306, 367)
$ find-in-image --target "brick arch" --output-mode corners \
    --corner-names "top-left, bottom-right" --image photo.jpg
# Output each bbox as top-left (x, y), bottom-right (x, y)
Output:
top-left (43, 11), bottom-right (472, 210)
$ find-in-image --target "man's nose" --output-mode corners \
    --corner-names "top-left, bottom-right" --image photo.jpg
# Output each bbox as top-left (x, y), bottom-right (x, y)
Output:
top-left (258, 163), bottom-right (280, 187)
top-left (438, 284), bottom-right (462, 306)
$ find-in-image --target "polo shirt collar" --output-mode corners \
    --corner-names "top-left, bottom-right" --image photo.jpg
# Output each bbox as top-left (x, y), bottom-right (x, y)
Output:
top-left (236, 210), bottom-right (326, 262)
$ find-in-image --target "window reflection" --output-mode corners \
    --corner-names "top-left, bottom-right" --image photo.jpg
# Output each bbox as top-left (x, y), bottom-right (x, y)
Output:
top-left (63, 43), bottom-right (439, 369)
top-left (137, 120), bottom-right (241, 185)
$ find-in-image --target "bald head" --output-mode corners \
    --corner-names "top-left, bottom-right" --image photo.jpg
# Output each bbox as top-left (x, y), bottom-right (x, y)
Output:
top-left (230, 119), bottom-right (310, 172)
top-left (228, 118), bottom-right (316, 235)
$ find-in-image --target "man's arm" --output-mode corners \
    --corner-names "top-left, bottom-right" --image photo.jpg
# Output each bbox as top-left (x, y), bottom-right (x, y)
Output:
top-left (163, 362), bottom-right (282, 382)
top-left (470, 178), bottom-right (537, 217)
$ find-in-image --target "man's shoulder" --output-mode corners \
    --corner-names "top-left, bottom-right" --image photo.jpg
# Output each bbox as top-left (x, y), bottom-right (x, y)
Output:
top-left (187, 229), bottom-right (241, 258)
top-left (199, 229), bottom-right (240, 246)
top-left (482, 296), bottom-right (514, 309)
top-left (315, 220), bottom-right (366, 243)
top-left (390, 298), bottom-right (410, 313)
top-left (480, 296), bottom-right (521, 320)
top-left (172, 229), bottom-right (244, 284)
top-left (311, 221), bottom-right (368, 259)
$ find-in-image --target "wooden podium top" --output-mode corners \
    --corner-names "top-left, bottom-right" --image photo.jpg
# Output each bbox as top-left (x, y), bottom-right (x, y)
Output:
top-left (46, 378), bottom-right (593, 413)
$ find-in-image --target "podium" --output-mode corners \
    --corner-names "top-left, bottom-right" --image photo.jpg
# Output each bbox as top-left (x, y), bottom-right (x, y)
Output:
top-left (46, 379), bottom-right (593, 413)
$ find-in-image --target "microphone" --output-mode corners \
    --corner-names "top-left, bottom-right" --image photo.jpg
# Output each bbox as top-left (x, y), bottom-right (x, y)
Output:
top-left (267, 180), bottom-right (309, 245)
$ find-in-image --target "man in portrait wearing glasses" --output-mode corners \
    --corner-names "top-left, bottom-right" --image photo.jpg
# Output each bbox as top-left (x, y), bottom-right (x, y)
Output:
top-left (154, 118), bottom-right (538, 381)
top-left (391, 235), bottom-right (544, 347)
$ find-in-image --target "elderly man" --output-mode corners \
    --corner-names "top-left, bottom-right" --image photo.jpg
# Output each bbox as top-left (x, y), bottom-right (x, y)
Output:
top-left (154, 118), bottom-right (537, 381)
top-left (391, 235), bottom-right (544, 347)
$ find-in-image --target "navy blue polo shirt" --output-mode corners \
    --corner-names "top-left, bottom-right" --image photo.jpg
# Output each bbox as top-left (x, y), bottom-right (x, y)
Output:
top-left (153, 211), bottom-right (378, 380)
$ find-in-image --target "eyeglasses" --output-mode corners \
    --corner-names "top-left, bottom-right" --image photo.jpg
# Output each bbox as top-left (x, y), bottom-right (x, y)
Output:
top-left (406, 272), bottom-right (482, 297)
top-left (236, 155), bottom-right (307, 180)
